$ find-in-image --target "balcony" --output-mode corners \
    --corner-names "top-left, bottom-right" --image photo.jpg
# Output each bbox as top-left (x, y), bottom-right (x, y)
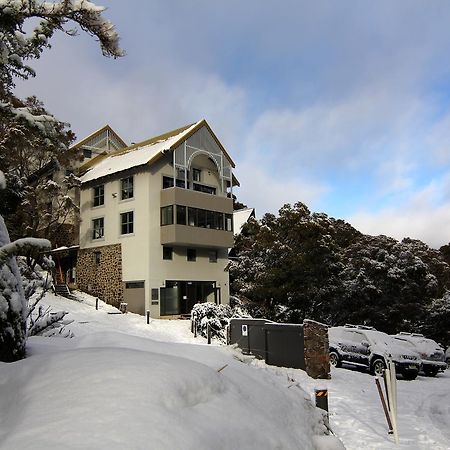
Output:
top-left (161, 224), bottom-right (233, 248)
top-left (160, 187), bottom-right (233, 213)
top-left (160, 187), bottom-right (234, 248)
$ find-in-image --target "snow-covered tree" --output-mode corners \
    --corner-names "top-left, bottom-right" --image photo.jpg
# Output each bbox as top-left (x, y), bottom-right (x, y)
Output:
top-left (0, 0), bottom-right (123, 362)
top-left (0, 94), bottom-right (81, 244)
top-left (230, 201), bottom-right (450, 345)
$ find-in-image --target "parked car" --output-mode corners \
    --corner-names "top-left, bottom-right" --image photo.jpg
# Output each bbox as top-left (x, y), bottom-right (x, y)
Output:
top-left (446, 347), bottom-right (450, 368)
top-left (328, 325), bottom-right (422, 380)
top-left (392, 333), bottom-right (447, 377)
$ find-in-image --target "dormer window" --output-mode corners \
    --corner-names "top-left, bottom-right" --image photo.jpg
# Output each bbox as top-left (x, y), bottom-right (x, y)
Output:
top-left (83, 148), bottom-right (92, 159)
top-left (121, 176), bottom-right (134, 200)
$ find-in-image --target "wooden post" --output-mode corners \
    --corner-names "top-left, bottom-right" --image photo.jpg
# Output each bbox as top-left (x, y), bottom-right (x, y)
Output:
top-left (193, 319), bottom-right (197, 338)
top-left (146, 310), bottom-right (150, 324)
top-left (375, 377), bottom-right (393, 434)
top-left (207, 323), bottom-right (212, 344)
top-left (96, 298), bottom-right (99, 310)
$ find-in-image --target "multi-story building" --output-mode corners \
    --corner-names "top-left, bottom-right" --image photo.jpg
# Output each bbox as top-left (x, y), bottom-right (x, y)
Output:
top-left (75, 119), bottom-right (238, 318)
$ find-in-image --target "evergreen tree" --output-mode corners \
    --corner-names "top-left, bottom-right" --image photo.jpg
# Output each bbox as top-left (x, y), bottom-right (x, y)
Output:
top-left (230, 201), bottom-right (450, 345)
top-left (0, 0), bottom-right (123, 362)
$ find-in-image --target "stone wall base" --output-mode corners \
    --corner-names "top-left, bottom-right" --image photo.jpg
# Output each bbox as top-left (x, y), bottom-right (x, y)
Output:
top-left (76, 244), bottom-right (123, 308)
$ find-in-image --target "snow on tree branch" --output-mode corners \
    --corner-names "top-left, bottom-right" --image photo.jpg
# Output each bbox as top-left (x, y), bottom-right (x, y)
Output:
top-left (0, 0), bottom-right (124, 90)
top-left (0, 237), bottom-right (50, 264)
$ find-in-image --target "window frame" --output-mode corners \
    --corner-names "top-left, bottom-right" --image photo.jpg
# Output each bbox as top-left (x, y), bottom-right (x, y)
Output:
top-left (161, 205), bottom-right (174, 226)
top-left (121, 176), bottom-right (134, 200)
top-left (93, 184), bottom-right (104, 207)
top-left (120, 211), bottom-right (134, 235)
top-left (92, 217), bottom-right (104, 240)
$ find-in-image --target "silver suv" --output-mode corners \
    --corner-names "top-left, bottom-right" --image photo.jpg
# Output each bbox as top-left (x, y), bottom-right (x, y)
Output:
top-left (392, 333), bottom-right (446, 377)
top-left (328, 325), bottom-right (422, 380)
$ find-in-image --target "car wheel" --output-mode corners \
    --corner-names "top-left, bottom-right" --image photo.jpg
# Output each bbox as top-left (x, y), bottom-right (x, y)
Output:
top-left (423, 367), bottom-right (439, 377)
top-left (402, 371), bottom-right (418, 380)
top-left (329, 351), bottom-right (341, 368)
top-left (371, 358), bottom-right (386, 376)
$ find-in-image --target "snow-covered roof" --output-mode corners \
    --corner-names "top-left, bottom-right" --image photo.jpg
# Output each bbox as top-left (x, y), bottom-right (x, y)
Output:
top-left (233, 208), bottom-right (255, 234)
top-left (79, 121), bottom-right (201, 184)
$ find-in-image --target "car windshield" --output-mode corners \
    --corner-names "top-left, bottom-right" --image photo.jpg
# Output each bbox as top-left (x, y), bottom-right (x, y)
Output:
top-left (394, 338), bottom-right (415, 349)
top-left (363, 330), bottom-right (391, 347)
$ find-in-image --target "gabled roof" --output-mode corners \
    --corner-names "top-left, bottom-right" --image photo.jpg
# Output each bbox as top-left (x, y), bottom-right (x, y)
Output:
top-left (79, 119), bottom-right (235, 184)
top-left (71, 124), bottom-right (127, 150)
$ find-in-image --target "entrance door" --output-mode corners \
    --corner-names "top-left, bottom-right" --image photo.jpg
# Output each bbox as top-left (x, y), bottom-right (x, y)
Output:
top-left (161, 281), bottom-right (218, 316)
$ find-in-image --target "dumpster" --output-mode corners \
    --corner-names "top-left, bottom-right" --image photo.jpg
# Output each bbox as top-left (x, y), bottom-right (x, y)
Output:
top-left (229, 318), bottom-right (270, 359)
top-left (264, 323), bottom-right (305, 370)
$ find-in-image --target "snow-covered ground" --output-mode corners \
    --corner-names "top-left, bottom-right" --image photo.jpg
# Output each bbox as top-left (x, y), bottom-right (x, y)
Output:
top-left (1, 292), bottom-right (449, 449)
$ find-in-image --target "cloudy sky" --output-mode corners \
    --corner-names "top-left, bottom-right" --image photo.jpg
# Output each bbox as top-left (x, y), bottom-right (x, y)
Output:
top-left (15, 0), bottom-right (450, 248)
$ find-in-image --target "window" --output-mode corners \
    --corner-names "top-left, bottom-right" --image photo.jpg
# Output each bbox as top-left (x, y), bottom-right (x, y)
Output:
top-left (225, 214), bottom-right (233, 232)
top-left (163, 246), bottom-right (173, 260)
top-left (187, 248), bottom-right (196, 262)
top-left (92, 217), bottom-right (104, 240)
top-left (193, 183), bottom-right (216, 195)
top-left (209, 250), bottom-right (218, 263)
top-left (162, 176), bottom-right (188, 189)
top-left (125, 281), bottom-right (144, 289)
top-left (161, 205), bottom-right (174, 225)
top-left (188, 207), bottom-right (196, 226)
top-left (93, 185), bottom-right (104, 207)
top-left (161, 205), bottom-right (232, 232)
top-left (121, 176), bottom-right (134, 200)
top-left (83, 148), bottom-right (92, 159)
top-left (120, 211), bottom-right (134, 235)
top-left (151, 288), bottom-right (159, 305)
top-left (193, 168), bottom-right (201, 182)
top-left (176, 205), bottom-right (186, 225)
top-left (94, 251), bottom-right (101, 264)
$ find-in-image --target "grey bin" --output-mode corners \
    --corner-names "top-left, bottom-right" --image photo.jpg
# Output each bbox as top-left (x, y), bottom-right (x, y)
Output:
top-left (264, 323), bottom-right (305, 370)
top-left (229, 318), bottom-right (270, 359)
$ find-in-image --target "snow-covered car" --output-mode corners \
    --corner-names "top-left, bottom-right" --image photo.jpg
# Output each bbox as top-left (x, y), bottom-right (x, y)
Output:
top-left (392, 333), bottom-right (446, 376)
top-left (328, 325), bottom-right (422, 380)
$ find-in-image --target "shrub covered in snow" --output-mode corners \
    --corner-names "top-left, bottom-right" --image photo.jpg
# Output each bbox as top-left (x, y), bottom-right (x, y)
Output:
top-left (191, 300), bottom-right (251, 342)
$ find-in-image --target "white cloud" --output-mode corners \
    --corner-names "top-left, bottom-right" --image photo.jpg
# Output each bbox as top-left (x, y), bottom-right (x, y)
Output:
top-left (235, 161), bottom-right (328, 217)
top-left (348, 175), bottom-right (450, 248)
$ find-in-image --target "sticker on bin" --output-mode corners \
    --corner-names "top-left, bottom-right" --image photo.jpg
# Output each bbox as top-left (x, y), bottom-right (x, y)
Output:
top-left (242, 324), bottom-right (248, 336)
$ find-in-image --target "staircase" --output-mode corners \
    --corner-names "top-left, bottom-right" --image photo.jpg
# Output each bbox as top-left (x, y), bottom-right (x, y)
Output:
top-left (54, 284), bottom-right (78, 301)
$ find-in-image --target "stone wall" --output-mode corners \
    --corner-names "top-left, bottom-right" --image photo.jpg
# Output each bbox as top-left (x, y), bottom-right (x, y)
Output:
top-left (76, 244), bottom-right (123, 308)
top-left (303, 320), bottom-right (330, 379)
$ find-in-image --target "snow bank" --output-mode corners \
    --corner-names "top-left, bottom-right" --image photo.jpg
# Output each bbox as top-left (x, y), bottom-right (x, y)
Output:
top-left (0, 291), bottom-right (340, 449)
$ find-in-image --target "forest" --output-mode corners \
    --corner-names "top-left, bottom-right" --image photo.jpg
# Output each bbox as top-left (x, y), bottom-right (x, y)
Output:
top-left (230, 202), bottom-right (450, 346)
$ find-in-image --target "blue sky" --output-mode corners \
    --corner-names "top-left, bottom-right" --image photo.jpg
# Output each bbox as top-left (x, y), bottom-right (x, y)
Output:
top-left (16, 0), bottom-right (450, 248)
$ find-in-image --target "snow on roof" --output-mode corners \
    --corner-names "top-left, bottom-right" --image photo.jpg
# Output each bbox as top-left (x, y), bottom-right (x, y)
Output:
top-left (233, 207), bottom-right (255, 234)
top-left (80, 121), bottom-right (200, 184)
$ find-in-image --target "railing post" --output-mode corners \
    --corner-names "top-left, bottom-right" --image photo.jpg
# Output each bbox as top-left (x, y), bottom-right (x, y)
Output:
top-left (146, 310), bottom-right (150, 324)
top-left (207, 322), bottom-right (212, 344)
top-left (193, 319), bottom-right (197, 338)
top-left (96, 297), bottom-right (99, 310)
